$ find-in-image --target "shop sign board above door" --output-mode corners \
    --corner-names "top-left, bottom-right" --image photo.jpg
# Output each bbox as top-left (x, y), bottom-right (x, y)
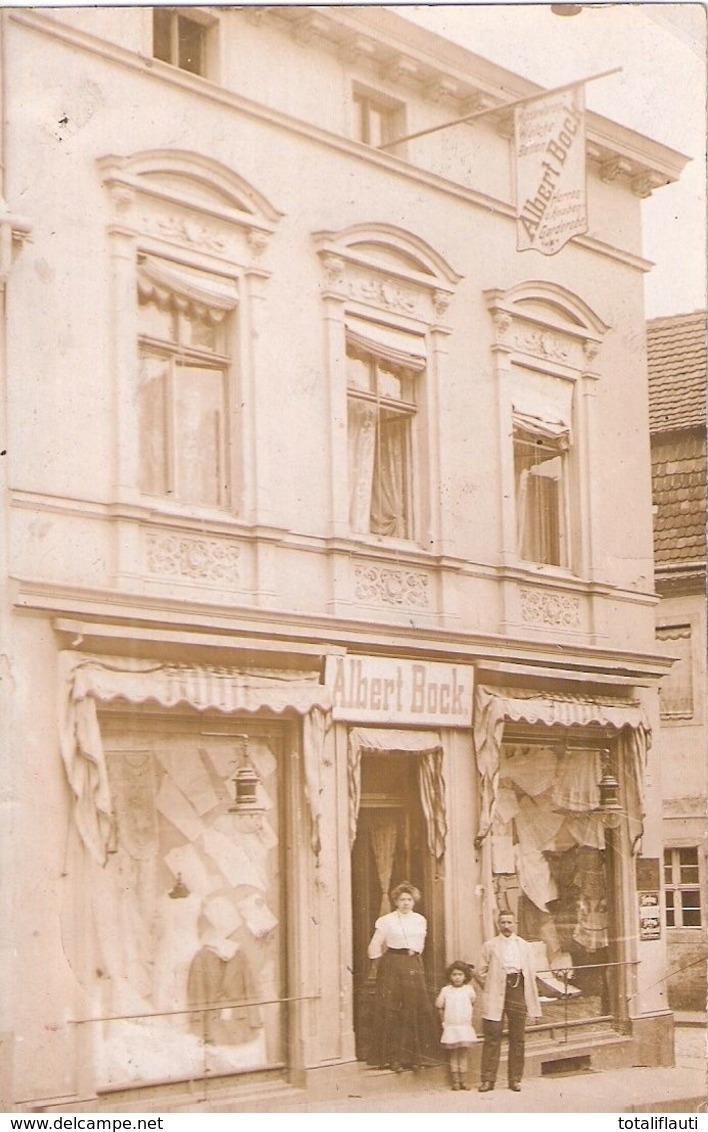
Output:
top-left (325, 655), bottom-right (474, 726)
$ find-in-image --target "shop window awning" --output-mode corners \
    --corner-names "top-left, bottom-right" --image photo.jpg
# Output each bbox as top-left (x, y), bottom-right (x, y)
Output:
top-left (474, 685), bottom-right (651, 852)
top-left (59, 653), bottom-right (331, 865)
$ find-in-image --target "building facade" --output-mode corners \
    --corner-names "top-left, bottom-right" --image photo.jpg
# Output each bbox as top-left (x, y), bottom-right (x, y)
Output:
top-left (648, 311), bottom-right (707, 1012)
top-left (0, 6), bottom-right (688, 1111)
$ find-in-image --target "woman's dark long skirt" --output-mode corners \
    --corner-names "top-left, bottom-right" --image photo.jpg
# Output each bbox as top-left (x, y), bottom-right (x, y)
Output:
top-left (366, 951), bottom-right (440, 1068)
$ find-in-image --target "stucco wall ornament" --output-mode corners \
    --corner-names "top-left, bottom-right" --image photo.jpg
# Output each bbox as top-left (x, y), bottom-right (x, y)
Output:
top-left (354, 563), bottom-right (430, 608)
top-left (140, 214), bottom-right (229, 254)
top-left (247, 228), bottom-right (270, 257)
top-left (513, 328), bottom-right (570, 361)
top-left (146, 533), bottom-right (241, 585)
top-left (492, 312), bottom-right (512, 342)
top-left (350, 275), bottom-right (422, 315)
top-left (433, 289), bottom-right (453, 319)
top-left (519, 587), bottom-right (581, 628)
top-left (321, 254), bottom-right (346, 290)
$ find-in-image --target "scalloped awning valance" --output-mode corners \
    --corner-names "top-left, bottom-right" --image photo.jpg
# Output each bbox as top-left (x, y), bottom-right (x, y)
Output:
top-left (474, 685), bottom-right (650, 851)
top-left (59, 653), bottom-right (330, 865)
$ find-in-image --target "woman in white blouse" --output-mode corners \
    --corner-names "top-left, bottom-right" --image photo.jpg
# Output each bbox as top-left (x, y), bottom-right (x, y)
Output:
top-left (366, 882), bottom-right (439, 1073)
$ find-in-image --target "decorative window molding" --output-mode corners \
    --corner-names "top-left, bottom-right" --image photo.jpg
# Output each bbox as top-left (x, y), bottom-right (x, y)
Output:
top-left (99, 149), bottom-right (282, 529)
top-left (145, 532), bottom-right (242, 586)
top-left (314, 223), bottom-right (461, 559)
top-left (353, 561), bottom-right (431, 608)
top-left (485, 282), bottom-right (608, 586)
top-left (519, 587), bottom-right (581, 629)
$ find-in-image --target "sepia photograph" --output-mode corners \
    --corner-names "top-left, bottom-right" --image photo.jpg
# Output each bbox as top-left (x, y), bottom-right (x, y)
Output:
top-left (0, 0), bottom-right (705, 1118)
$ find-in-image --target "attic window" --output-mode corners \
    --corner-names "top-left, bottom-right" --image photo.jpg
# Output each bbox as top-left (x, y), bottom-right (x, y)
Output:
top-left (153, 8), bottom-right (209, 76)
top-left (353, 86), bottom-right (405, 149)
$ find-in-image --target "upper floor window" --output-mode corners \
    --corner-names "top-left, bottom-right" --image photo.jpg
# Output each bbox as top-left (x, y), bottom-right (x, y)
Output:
top-left (353, 86), bottom-right (404, 148)
top-left (347, 342), bottom-right (419, 540)
top-left (664, 847), bottom-right (702, 927)
top-left (153, 8), bottom-right (209, 76)
top-left (485, 283), bottom-right (607, 582)
top-left (137, 257), bottom-right (237, 508)
top-left (514, 414), bottom-right (570, 567)
top-left (656, 625), bottom-right (694, 720)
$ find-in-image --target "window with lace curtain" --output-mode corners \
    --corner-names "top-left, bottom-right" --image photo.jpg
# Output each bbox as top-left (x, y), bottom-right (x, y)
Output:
top-left (346, 338), bottom-right (421, 540)
top-left (514, 415), bottom-right (571, 567)
top-left (137, 256), bottom-right (238, 509)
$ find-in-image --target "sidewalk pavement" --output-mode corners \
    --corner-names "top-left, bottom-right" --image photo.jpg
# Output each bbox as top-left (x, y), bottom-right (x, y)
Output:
top-left (261, 1026), bottom-right (707, 1114)
top-left (295, 1063), bottom-right (706, 1113)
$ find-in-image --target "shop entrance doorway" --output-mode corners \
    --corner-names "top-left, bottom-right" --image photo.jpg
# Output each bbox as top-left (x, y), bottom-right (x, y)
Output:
top-left (351, 753), bottom-right (442, 1061)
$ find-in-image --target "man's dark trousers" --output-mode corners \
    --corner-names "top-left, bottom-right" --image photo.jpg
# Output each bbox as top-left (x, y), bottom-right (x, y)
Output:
top-left (480, 976), bottom-right (527, 1085)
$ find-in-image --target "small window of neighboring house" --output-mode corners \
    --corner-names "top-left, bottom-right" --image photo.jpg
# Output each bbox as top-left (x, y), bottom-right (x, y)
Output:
top-left (514, 410), bottom-right (571, 567)
top-left (346, 318), bottom-right (425, 540)
top-left (153, 8), bottom-right (209, 76)
top-left (137, 256), bottom-right (238, 509)
top-left (353, 88), bottom-right (404, 148)
top-left (656, 625), bottom-right (694, 720)
top-left (664, 847), bottom-right (702, 927)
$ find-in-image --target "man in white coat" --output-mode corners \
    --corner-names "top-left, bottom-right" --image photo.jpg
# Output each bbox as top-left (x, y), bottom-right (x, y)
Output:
top-left (477, 911), bottom-right (541, 1092)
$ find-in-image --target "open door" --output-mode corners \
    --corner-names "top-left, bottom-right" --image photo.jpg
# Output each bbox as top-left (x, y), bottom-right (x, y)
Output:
top-left (351, 753), bottom-right (442, 1061)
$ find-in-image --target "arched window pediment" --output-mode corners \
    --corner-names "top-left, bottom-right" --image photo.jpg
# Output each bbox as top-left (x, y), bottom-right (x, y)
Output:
top-left (485, 282), bottom-right (608, 371)
top-left (98, 150), bottom-right (282, 256)
top-left (314, 223), bottom-right (461, 328)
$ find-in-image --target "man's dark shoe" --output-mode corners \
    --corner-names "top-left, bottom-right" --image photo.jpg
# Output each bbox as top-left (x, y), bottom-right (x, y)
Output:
top-left (479, 1081), bottom-right (494, 1092)
top-left (509, 1081), bottom-right (521, 1092)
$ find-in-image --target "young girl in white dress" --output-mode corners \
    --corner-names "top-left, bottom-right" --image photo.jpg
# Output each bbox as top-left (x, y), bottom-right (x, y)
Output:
top-left (436, 960), bottom-right (478, 1090)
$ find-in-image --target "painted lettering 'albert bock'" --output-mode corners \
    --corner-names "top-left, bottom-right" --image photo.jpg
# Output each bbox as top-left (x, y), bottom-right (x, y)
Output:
top-left (519, 108), bottom-right (582, 239)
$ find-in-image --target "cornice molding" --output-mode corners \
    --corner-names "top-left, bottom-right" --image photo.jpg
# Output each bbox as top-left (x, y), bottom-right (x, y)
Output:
top-left (269, 5), bottom-right (687, 192)
top-left (14, 576), bottom-right (673, 679)
top-left (10, 8), bottom-right (684, 246)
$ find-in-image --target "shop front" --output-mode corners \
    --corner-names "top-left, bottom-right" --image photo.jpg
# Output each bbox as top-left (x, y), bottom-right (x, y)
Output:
top-left (57, 651), bottom-right (330, 1101)
top-left (326, 654), bottom-right (474, 1062)
top-left (473, 682), bottom-right (653, 1051)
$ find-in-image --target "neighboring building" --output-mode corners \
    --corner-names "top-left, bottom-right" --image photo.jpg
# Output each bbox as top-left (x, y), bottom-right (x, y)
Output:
top-left (0, 6), bottom-right (689, 1112)
top-left (648, 311), bottom-right (707, 1011)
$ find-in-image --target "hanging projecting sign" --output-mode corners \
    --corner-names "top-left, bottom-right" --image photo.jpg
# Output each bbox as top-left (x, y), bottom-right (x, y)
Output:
top-left (515, 85), bottom-right (588, 256)
top-left (325, 655), bottom-right (473, 726)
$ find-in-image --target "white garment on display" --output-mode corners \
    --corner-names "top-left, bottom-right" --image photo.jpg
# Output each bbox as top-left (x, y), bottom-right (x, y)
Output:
top-left (156, 747), bottom-right (220, 817)
top-left (156, 777), bottom-right (205, 843)
top-left (202, 829), bottom-right (268, 891)
top-left (165, 843), bottom-right (221, 898)
top-left (514, 843), bottom-right (558, 911)
top-left (153, 893), bottom-right (202, 1016)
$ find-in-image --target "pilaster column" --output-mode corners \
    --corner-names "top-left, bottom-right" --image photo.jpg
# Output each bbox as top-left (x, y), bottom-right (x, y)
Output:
top-left (107, 221), bottom-right (139, 503)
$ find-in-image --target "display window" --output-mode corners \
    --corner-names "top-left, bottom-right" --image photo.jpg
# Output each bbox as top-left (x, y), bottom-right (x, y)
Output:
top-left (73, 713), bottom-right (286, 1088)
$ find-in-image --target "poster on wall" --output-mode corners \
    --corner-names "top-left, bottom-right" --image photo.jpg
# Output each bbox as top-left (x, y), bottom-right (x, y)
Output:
top-left (638, 892), bottom-right (661, 940)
